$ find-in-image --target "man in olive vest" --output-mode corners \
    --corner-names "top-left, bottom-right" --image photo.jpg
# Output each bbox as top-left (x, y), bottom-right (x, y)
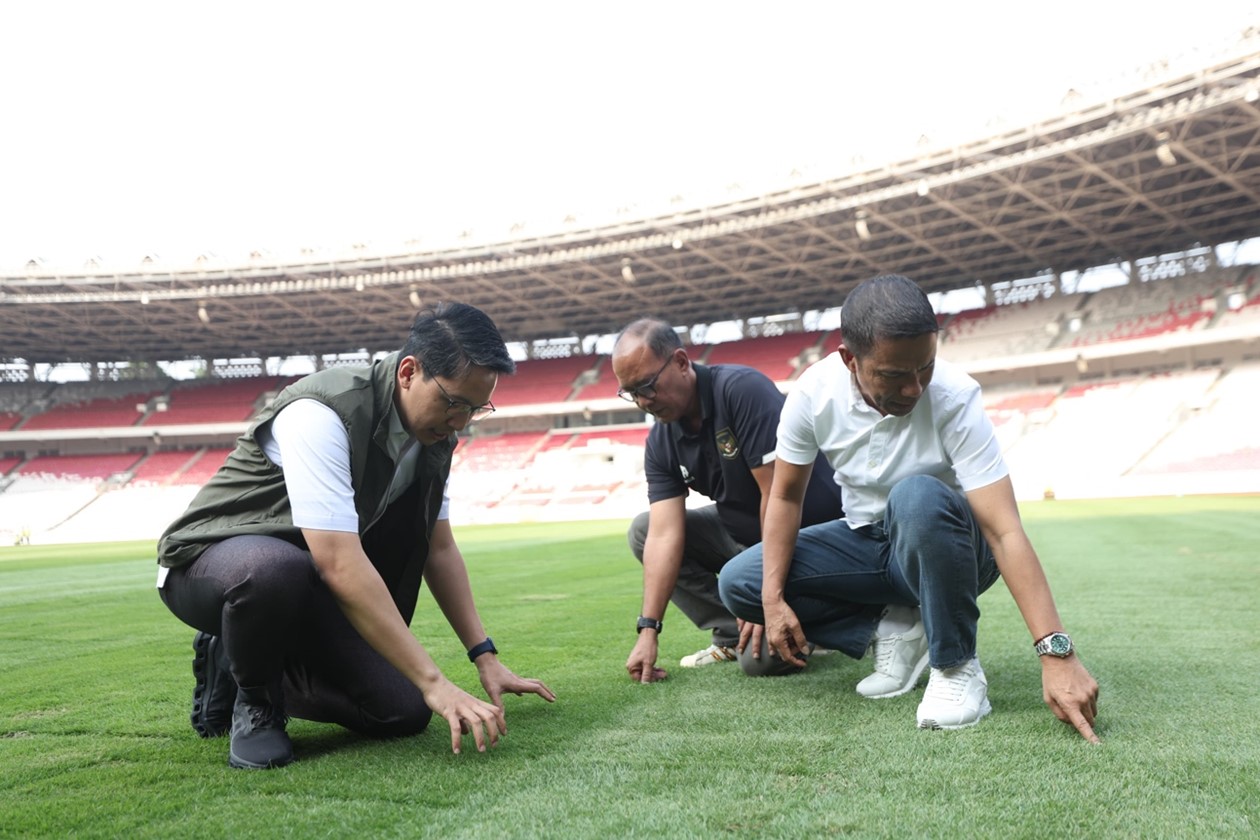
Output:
top-left (157, 302), bottom-right (554, 769)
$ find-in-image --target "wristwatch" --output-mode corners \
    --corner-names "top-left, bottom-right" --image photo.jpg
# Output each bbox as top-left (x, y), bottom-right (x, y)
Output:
top-left (636, 616), bottom-right (663, 634)
top-left (1033, 631), bottom-right (1074, 658)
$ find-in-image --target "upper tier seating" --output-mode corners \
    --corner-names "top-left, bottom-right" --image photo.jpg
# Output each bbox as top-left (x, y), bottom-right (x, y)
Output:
top-left (144, 377), bottom-right (284, 425)
top-left (21, 391), bottom-right (162, 430)
top-left (1067, 274), bottom-right (1216, 347)
top-left (490, 356), bottom-right (599, 407)
top-left (701, 331), bottom-right (830, 381)
top-left (940, 295), bottom-right (1080, 361)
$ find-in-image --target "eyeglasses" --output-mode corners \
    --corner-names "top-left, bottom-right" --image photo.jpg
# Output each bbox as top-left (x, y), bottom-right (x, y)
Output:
top-left (617, 356), bottom-right (672, 403)
top-left (427, 368), bottom-right (496, 422)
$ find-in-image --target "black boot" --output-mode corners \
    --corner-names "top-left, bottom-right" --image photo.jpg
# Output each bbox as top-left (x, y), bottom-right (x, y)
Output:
top-left (190, 632), bottom-right (237, 738)
top-left (228, 685), bottom-right (294, 770)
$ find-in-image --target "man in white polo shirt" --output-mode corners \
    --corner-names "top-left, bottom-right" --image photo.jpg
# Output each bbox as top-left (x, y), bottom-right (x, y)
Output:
top-left (719, 274), bottom-right (1100, 739)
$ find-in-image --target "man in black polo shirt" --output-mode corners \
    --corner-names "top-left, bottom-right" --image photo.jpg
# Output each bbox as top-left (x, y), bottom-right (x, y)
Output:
top-left (612, 318), bottom-right (845, 682)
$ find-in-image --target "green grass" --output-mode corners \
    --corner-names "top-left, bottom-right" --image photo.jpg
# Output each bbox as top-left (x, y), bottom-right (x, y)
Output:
top-left (1, 497), bottom-right (1258, 839)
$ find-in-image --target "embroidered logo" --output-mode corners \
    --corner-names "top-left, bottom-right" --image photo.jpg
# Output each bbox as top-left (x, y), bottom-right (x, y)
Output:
top-left (679, 465), bottom-right (695, 485)
top-left (715, 427), bottom-right (740, 460)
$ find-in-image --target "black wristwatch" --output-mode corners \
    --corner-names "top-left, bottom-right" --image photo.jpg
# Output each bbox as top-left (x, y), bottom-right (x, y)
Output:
top-left (1033, 631), bottom-right (1073, 658)
top-left (467, 637), bottom-right (498, 662)
top-left (636, 616), bottom-right (663, 634)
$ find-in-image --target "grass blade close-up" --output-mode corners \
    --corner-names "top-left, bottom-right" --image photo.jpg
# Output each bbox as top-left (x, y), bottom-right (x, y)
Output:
top-left (1, 496), bottom-right (1258, 839)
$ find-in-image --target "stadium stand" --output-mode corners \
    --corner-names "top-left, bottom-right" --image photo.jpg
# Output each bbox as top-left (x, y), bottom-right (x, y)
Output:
top-left (143, 377), bottom-right (283, 425)
top-left (454, 431), bottom-right (548, 471)
top-left (17, 452), bottom-right (143, 481)
top-left (1132, 361), bottom-right (1260, 474)
top-left (1066, 274), bottom-right (1218, 347)
top-left (1000, 369), bottom-right (1222, 500)
top-left (174, 448), bottom-right (236, 486)
top-left (700, 331), bottom-right (831, 381)
top-left (940, 295), bottom-right (1082, 361)
top-left (6, 265), bottom-right (1260, 542)
top-left (490, 355), bottom-right (600, 406)
top-left (129, 450), bottom-right (208, 485)
top-left (21, 388), bottom-right (163, 430)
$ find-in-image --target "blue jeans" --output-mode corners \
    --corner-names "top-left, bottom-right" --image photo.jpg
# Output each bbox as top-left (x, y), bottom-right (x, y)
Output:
top-left (718, 475), bottom-right (1000, 669)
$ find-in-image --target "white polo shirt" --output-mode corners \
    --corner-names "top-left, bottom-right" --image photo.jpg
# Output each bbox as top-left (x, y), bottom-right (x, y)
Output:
top-left (776, 352), bottom-right (1007, 528)
top-left (256, 398), bottom-right (449, 533)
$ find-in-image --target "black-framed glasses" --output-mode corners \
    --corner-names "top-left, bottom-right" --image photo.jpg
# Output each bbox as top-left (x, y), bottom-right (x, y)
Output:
top-left (427, 368), bottom-right (496, 421)
top-left (617, 356), bottom-right (672, 403)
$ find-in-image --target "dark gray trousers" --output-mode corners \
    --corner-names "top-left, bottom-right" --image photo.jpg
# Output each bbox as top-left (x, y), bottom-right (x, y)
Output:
top-left (159, 534), bottom-right (432, 737)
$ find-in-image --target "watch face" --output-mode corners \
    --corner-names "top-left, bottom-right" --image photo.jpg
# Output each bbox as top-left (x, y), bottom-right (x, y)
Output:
top-left (1049, 634), bottom-right (1072, 655)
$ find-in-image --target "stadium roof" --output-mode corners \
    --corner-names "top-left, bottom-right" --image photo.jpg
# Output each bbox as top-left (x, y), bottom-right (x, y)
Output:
top-left (3, 48), bottom-right (1260, 365)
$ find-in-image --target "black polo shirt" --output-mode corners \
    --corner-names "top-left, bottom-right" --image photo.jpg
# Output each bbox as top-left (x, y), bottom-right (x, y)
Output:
top-left (645, 363), bottom-right (843, 547)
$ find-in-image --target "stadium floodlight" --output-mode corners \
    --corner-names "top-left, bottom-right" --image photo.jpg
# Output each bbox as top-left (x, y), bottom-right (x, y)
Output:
top-left (197, 302), bottom-right (210, 324)
top-left (409, 287), bottom-right (422, 309)
top-left (620, 258), bottom-right (636, 284)
top-left (855, 210), bottom-right (871, 241)
top-left (1155, 131), bottom-right (1177, 167)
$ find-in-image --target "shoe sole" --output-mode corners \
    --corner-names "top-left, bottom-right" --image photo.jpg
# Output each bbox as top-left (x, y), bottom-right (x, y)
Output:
top-left (679, 650), bottom-right (738, 668)
top-left (191, 632), bottom-right (229, 739)
top-left (917, 697), bottom-right (993, 730)
top-left (858, 650), bottom-right (931, 699)
top-left (229, 749), bottom-right (295, 770)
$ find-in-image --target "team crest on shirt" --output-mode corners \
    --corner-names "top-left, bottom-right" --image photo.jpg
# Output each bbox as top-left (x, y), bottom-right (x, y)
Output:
top-left (715, 427), bottom-right (740, 460)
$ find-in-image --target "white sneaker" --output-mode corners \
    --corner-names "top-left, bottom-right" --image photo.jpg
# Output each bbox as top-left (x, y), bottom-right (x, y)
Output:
top-left (679, 644), bottom-right (737, 668)
top-left (855, 620), bottom-right (930, 699)
top-left (916, 657), bottom-right (992, 730)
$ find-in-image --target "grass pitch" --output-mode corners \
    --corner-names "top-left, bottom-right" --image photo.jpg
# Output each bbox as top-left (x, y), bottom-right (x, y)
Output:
top-left (1, 497), bottom-right (1258, 838)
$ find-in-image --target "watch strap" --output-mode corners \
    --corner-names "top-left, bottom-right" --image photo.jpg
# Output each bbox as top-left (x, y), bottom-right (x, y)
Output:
top-left (467, 637), bottom-right (497, 662)
top-left (637, 616), bottom-right (663, 634)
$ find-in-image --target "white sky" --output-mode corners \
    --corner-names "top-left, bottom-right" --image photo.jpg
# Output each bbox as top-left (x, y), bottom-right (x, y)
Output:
top-left (2, 1), bottom-right (1258, 272)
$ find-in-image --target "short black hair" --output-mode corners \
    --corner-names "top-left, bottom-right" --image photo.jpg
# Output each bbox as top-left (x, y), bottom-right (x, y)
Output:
top-left (401, 302), bottom-right (515, 379)
top-left (613, 318), bottom-right (683, 360)
top-left (840, 274), bottom-right (939, 358)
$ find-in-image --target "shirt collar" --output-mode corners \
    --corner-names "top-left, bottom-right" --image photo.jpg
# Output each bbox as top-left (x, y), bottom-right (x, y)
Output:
top-left (670, 363), bottom-right (713, 442)
top-left (846, 368), bottom-right (874, 413)
top-left (387, 403), bottom-right (413, 461)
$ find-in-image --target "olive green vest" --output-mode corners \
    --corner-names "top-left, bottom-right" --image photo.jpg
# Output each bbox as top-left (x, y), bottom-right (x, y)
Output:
top-left (157, 352), bottom-right (454, 621)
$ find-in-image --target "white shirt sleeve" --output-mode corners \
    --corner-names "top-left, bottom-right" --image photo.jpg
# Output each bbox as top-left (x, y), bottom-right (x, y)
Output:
top-left (775, 381), bottom-right (823, 467)
top-left (259, 399), bottom-right (360, 533)
top-left (942, 383), bottom-right (1009, 492)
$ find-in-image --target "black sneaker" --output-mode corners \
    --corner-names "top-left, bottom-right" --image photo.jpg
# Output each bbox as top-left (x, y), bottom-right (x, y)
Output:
top-left (228, 686), bottom-right (294, 770)
top-left (191, 632), bottom-right (237, 738)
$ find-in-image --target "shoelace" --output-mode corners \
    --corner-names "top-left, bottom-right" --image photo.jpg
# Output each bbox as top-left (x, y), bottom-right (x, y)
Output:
top-left (870, 633), bottom-right (906, 675)
top-left (243, 702), bottom-right (279, 730)
top-left (924, 663), bottom-right (976, 702)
